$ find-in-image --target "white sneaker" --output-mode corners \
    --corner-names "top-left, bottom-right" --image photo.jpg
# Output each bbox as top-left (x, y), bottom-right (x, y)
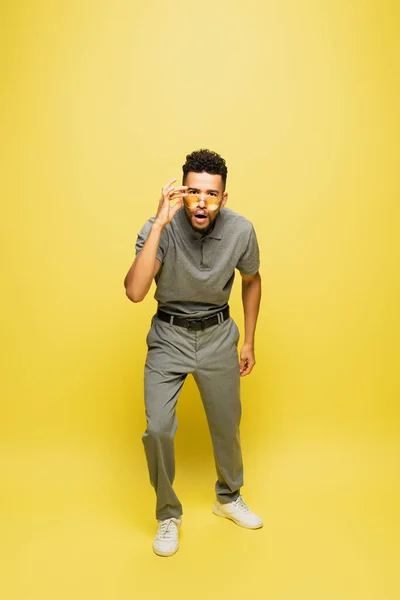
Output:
top-left (213, 496), bottom-right (263, 529)
top-left (153, 517), bottom-right (182, 557)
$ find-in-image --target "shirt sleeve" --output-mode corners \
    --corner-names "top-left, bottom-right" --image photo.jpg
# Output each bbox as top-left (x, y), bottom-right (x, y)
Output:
top-left (236, 225), bottom-right (260, 276)
top-left (135, 216), bottom-right (169, 263)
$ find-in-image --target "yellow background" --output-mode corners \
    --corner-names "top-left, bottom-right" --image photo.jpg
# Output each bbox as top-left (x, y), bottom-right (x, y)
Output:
top-left (1, 1), bottom-right (399, 598)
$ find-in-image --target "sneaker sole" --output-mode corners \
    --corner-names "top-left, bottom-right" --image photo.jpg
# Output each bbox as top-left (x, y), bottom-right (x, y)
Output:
top-left (212, 505), bottom-right (263, 529)
top-left (153, 545), bottom-right (179, 557)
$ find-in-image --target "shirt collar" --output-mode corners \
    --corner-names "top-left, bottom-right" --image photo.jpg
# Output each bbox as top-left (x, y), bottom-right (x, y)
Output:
top-left (176, 206), bottom-right (223, 242)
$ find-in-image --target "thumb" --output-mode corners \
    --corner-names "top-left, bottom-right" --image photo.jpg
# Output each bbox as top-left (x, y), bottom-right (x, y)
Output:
top-left (170, 198), bottom-right (183, 217)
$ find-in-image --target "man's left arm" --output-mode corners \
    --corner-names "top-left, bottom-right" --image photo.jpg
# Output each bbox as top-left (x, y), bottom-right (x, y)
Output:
top-left (239, 271), bottom-right (261, 377)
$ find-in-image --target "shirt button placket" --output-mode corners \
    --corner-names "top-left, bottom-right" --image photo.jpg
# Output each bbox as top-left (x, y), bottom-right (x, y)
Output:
top-left (200, 239), bottom-right (204, 268)
top-left (200, 238), bottom-right (209, 270)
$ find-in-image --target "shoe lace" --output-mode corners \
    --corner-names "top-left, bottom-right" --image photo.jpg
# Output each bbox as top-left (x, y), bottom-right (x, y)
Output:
top-left (156, 518), bottom-right (179, 541)
top-left (232, 496), bottom-right (251, 514)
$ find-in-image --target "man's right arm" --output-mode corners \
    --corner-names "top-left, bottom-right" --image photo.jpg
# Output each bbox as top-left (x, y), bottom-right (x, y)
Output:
top-left (124, 221), bottom-right (164, 303)
top-left (124, 178), bottom-right (188, 303)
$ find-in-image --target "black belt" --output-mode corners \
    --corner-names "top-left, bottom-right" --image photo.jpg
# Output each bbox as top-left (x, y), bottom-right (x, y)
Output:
top-left (156, 306), bottom-right (230, 331)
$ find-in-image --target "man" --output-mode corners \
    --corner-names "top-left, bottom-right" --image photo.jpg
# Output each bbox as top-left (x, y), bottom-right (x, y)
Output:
top-left (124, 149), bottom-right (262, 557)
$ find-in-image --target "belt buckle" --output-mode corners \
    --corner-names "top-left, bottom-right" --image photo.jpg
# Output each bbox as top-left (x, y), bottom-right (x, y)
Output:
top-left (187, 318), bottom-right (202, 331)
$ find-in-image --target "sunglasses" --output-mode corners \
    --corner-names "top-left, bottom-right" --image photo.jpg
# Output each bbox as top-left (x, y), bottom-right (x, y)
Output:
top-left (183, 193), bottom-right (222, 211)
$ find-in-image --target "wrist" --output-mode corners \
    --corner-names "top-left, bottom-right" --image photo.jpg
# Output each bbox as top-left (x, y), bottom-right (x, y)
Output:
top-left (152, 219), bottom-right (165, 232)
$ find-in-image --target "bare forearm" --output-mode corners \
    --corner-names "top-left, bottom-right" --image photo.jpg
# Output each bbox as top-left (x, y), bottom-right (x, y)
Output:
top-left (241, 273), bottom-right (261, 345)
top-left (124, 222), bottom-right (163, 302)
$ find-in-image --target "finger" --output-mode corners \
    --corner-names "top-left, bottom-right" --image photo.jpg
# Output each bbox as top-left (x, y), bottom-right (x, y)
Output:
top-left (169, 191), bottom-right (189, 199)
top-left (165, 193), bottom-right (188, 205)
top-left (162, 187), bottom-right (179, 200)
top-left (244, 361), bottom-right (255, 376)
top-left (240, 363), bottom-right (252, 377)
top-left (161, 188), bottom-right (185, 202)
top-left (169, 185), bottom-right (189, 192)
top-left (162, 178), bottom-right (177, 193)
top-left (166, 186), bottom-right (188, 198)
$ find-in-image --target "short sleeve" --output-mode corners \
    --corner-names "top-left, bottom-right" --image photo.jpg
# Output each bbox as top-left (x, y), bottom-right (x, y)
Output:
top-left (236, 225), bottom-right (260, 275)
top-left (135, 216), bottom-right (169, 263)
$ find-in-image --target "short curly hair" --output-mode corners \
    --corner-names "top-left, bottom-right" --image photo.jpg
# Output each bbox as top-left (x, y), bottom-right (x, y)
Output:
top-left (182, 149), bottom-right (228, 190)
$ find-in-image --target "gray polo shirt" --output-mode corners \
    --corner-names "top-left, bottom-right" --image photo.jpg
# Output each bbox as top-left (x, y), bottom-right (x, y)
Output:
top-left (135, 205), bottom-right (260, 318)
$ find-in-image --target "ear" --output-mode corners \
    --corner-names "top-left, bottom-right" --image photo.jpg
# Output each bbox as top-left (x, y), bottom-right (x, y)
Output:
top-left (221, 191), bottom-right (228, 208)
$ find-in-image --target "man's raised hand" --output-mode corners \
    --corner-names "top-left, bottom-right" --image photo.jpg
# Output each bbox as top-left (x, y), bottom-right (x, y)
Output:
top-left (155, 178), bottom-right (188, 228)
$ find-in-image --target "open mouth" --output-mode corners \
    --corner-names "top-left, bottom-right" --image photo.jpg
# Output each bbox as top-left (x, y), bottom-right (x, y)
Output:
top-left (194, 213), bottom-right (208, 224)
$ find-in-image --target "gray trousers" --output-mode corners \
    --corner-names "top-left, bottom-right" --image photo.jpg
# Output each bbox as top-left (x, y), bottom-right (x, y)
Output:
top-left (142, 313), bottom-right (243, 521)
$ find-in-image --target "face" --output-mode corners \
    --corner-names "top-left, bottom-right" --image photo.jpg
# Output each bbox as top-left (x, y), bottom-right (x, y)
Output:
top-left (182, 171), bottom-right (228, 233)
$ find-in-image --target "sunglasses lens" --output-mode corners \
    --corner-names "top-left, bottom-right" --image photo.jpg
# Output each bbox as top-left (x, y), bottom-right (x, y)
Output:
top-left (184, 194), bottom-right (199, 207)
top-left (205, 200), bottom-right (219, 210)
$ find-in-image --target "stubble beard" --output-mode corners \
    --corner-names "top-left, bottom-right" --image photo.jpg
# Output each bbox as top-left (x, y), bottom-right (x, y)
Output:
top-left (185, 208), bottom-right (219, 235)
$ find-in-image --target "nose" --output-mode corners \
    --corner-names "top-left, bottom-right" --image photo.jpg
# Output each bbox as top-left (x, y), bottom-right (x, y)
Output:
top-left (198, 195), bottom-right (206, 208)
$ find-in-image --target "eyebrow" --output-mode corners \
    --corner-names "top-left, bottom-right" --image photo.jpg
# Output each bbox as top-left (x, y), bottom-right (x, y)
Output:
top-left (187, 187), bottom-right (220, 193)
